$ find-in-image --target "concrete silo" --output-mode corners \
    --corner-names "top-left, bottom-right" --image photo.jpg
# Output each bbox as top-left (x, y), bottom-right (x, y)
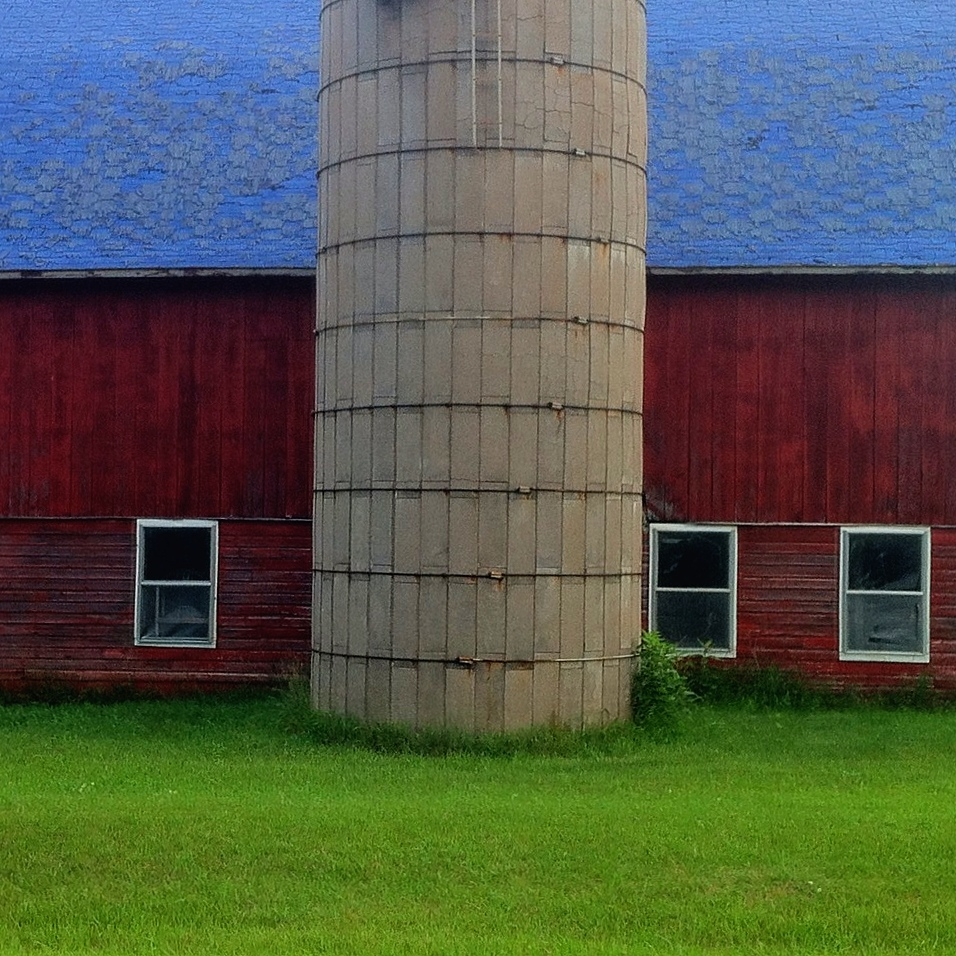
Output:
top-left (314, 0), bottom-right (646, 729)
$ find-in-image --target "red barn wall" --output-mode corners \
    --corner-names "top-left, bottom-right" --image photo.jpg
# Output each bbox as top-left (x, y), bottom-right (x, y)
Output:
top-left (0, 518), bottom-right (311, 693)
top-left (0, 276), bottom-right (313, 520)
top-left (733, 525), bottom-right (956, 691)
top-left (645, 273), bottom-right (956, 689)
top-left (645, 273), bottom-right (956, 526)
top-left (0, 276), bottom-right (315, 693)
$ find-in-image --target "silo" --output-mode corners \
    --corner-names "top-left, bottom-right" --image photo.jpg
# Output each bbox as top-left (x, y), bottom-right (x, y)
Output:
top-left (314, 0), bottom-right (646, 729)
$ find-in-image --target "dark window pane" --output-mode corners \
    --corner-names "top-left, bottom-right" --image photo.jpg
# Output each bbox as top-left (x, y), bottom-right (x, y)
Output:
top-left (143, 527), bottom-right (211, 582)
top-left (657, 531), bottom-right (729, 589)
top-left (845, 593), bottom-right (922, 655)
top-left (656, 591), bottom-right (731, 651)
top-left (848, 534), bottom-right (922, 592)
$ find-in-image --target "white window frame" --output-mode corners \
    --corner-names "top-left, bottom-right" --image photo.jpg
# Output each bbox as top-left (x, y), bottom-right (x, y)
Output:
top-left (135, 519), bottom-right (219, 648)
top-left (839, 526), bottom-right (930, 663)
top-left (649, 523), bottom-right (737, 658)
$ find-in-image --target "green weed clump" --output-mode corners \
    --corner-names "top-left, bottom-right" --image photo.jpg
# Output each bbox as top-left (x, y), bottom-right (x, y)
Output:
top-left (630, 631), bottom-right (692, 733)
top-left (680, 657), bottom-right (828, 710)
top-left (681, 657), bottom-right (952, 712)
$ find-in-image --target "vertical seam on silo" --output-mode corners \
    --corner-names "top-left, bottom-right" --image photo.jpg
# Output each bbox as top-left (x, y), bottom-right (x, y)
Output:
top-left (496, 0), bottom-right (503, 147)
top-left (471, 0), bottom-right (478, 147)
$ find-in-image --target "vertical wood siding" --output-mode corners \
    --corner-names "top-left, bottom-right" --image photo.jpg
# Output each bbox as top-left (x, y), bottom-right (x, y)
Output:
top-left (0, 518), bottom-right (310, 693)
top-left (645, 274), bottom-right (956, 526)
top-left (0, 276), bottom-right (314, 520)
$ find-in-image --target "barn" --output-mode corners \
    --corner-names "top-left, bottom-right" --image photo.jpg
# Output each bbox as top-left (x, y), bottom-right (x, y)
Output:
top-left (0, 1), bottom-right (318, 693)
top-left (643, 1), bottom-right (956, 690)
top-left (2, 0), bottom-right (956, 699)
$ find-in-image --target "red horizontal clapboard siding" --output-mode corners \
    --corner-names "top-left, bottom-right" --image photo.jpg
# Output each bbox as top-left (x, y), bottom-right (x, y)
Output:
top-left (643, 524), bottom-right (956, 692)
top-left (0, 518), bottom-right (311, 693)
top-left (732, 525), bottom-right (956, 691)
top-left (645, 273), bottom-right (956, 526)
top-left (0, 276), bottom-right (314, 520)
top-left (736, 525), bottom-right (838, 667)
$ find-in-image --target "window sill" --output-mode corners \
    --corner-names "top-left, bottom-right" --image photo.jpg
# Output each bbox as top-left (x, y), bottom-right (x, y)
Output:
top-left (671, 646), bottom-right (736, 659)
top-left (136, 637), bottom-right (217, 649)
top-left (839, 650), bottom-right (929, 664)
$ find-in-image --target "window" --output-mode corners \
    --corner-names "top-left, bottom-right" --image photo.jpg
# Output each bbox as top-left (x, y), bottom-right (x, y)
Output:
top-left (135, 520), bottom-right (218, 647)
top-left (649, 524), bottom-right (736, 656)
top-left (840, 527), bottom-right (929, 662)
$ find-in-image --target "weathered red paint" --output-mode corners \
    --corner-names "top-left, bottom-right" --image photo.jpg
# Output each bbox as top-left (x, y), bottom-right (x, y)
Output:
top-left (0, 518), bottom-right (311, 694)
top-left (645, 273), bottom-right (956, 525)
top-left (11, 271), bottom-right (956, 695)
top-left (735, 525), bottom-right (956, 691)
top-left (0, 276), bottom-right (314, 694)
top-left (0, 276), bottom-right (314, 520)
top-left (645, 274), bottom-right (956, 690)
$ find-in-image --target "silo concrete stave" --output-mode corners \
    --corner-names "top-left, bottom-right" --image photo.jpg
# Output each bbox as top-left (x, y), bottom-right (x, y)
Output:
top-left (315, 0), bottom-right (646, 729)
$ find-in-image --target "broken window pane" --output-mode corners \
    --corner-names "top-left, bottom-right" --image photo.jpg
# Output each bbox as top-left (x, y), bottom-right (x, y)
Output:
top-left (139, 585), bottom-right (212, 644)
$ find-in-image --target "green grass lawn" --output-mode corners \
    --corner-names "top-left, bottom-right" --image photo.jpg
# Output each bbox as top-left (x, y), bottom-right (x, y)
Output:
top-left (2, 696), bottom-right (956, 954)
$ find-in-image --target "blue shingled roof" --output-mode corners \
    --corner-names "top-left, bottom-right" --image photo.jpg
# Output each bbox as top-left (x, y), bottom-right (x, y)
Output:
top-left (3, 0), bottom-right (955, 271)
top-left (650, 0), bottom-right (956, 268)
top-left (3, 0), bottom-right (318, 271)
